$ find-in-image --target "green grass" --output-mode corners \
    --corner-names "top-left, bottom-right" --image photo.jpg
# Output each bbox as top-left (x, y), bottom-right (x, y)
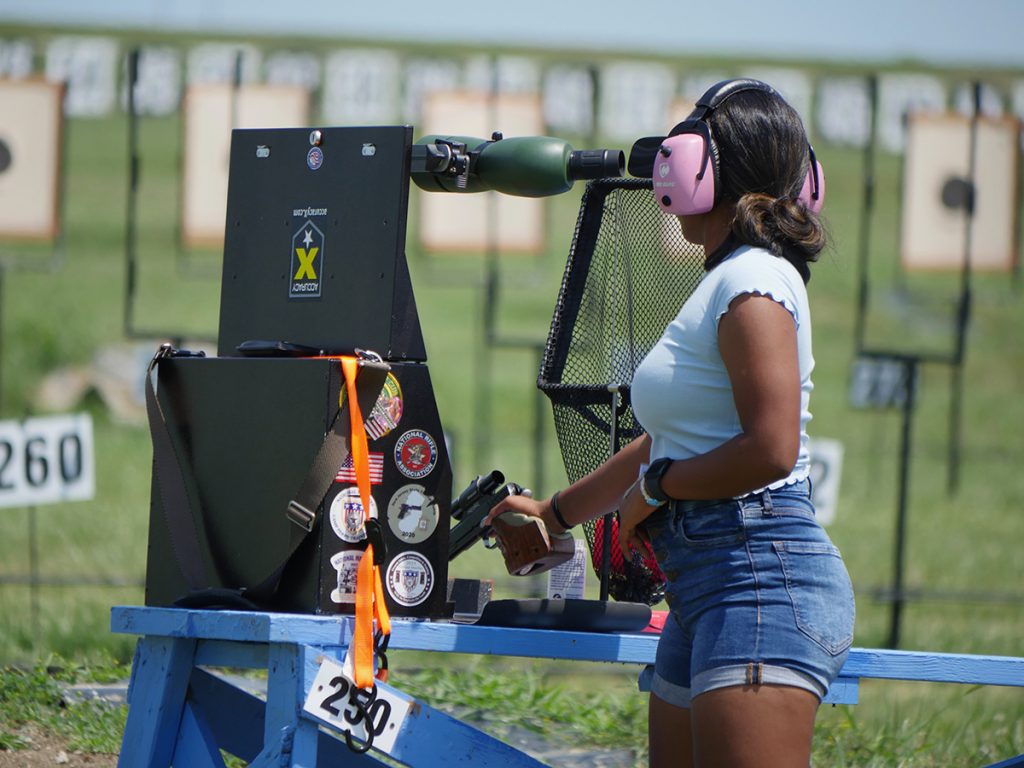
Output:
top-left (0, 100), bottom-right (1021, 765)
top-left (0, 658), bottom-right (129, 755)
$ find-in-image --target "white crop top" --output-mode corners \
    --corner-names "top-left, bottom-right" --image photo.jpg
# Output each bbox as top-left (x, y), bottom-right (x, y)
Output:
top-left (630, 245), bottom-right (814, 490)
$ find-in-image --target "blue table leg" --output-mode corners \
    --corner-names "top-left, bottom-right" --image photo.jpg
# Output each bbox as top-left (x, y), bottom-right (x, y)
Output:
top-left (118, 636), bottom-right (197, 768)
top-left (189, 668), bottom-right (265, 762)
top-left (172, 699), bottom-right (228, 768)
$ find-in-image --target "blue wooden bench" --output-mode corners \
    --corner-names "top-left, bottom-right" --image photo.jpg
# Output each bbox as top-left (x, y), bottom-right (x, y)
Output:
top-left (110, 605), bottom-right (1024, 767)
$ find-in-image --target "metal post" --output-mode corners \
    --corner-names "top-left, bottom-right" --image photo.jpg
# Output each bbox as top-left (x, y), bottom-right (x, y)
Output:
top-left (854, 75), bottom-right (877, 354)
top-left (28, 505), bottom-right (40, 648)
top-left (948, 81), bottom-right (981, 495)
top-left (887, 358), bottom-right (919, 649)
top-left (532, 348), bottom-right (545, 495)
top-left (599, 385), bottom-right (622, 602)
top-left (123, 48), bottom-right (140, 339)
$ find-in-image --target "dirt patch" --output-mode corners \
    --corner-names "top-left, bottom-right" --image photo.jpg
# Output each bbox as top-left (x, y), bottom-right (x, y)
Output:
top-left (0, 726), bottom-right (116, 768)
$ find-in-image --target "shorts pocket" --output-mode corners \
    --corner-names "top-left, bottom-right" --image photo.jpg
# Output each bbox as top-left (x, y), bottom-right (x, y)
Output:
top-left (774, 541), bottom-right (855, 655)
top-left (679, 501), bottom-right (746, 548)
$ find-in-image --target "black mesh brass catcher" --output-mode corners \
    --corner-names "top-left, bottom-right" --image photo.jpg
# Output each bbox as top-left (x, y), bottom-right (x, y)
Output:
top-left (538, 178), bottom-right (706, 604)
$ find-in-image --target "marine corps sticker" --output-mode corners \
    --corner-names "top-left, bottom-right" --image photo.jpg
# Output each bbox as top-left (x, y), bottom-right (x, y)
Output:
top-left (329, 487), bottom-right (379, 543)
top-left (386, 484), bottom-right (439, 544)
top-left (329, 549), bottom-right (363, 604)
top-left (307, 145), bottom-right (324, 170)
top-left (365, 373), bottom-right (404, 440)
top-left (290, 219), bottom-right (324, 299)
top-left (394, 429), bottom-right (437, 479)
top-left (385, 552), bottom-right (434, 607)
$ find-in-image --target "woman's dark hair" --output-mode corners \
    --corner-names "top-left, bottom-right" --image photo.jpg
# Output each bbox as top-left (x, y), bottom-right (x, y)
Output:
top-left (707, 89), bottom-right (825, 283)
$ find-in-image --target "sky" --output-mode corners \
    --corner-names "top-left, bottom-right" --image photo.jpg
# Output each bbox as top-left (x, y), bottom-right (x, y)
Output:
top-left (1, 0), bottom-right (1023, 69)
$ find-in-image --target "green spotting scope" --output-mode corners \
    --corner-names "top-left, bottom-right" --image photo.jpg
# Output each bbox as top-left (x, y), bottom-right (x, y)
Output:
top-left (410, 133), bottom-right (625, 198)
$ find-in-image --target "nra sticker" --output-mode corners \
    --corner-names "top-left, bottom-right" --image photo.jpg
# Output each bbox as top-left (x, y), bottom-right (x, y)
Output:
top-left (394, 429), bottom-right (437, 480)
top-left (365, 373), bottom-right (404, 441)
top-left (306, 145), bottom-right (324, 170)
top-left (329, 549), bottom-right (363, 604)
top-left (329, 487), bottom-right (379, 544)
top-left (290, 219), bottom-right (325, 299)
top-left (385, 551), bottom-right (434, 607)
top-left (386, 484), bottom-right (439, 544)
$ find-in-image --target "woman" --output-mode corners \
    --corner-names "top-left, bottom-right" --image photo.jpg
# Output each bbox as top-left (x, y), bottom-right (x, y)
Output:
top-left (488, 79), bottom-right (855, 767)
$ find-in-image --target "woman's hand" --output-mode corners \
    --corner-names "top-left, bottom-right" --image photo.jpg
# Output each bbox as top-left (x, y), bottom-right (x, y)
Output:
top-left (483, 493), bottom-right (561, 532)
top-left (618, 481), bottom-right (657, 559)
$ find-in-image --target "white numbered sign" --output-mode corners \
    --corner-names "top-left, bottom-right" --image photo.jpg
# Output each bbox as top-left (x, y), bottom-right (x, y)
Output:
top-left (0, 413), bottom-right (95, 509)
top-left (807, 437), bottom-right (844, 526)
top-left (303, 657), bottom-right (411, 755)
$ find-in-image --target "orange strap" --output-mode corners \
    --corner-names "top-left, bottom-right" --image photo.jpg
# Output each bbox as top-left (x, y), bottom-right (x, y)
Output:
top-left (341, 357), bottom-right (391, 689)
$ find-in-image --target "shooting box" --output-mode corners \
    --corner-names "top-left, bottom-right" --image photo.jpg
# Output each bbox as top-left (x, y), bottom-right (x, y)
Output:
top-left (145, 125), bottom-right (452, 618)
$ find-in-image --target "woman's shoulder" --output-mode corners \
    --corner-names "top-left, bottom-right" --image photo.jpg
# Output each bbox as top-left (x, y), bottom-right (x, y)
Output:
top-left (709, 245), bottom-right (808, 319)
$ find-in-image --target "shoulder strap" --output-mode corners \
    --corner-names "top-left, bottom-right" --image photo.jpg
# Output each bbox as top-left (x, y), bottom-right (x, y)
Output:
top-left (145, 345), bottom-right (210, 593)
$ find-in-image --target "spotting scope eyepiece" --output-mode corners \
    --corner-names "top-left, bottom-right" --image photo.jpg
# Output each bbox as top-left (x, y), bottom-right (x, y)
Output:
top-left (410, 134), bottom-right (625, 198)
top-left (567, 148), bottom-right (625, 181)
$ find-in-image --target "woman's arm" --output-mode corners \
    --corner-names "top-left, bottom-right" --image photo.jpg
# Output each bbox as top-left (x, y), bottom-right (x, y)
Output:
top-left (485, 433), bottom-right (651, 534)
top-left (663, 292), bottom-right (801, 497)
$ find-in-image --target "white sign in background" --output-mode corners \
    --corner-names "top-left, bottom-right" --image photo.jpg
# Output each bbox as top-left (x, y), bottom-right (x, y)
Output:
top-left (0, 413), bottom-right (95, 509)
top-left (807, 436), bottom-right (844, 526)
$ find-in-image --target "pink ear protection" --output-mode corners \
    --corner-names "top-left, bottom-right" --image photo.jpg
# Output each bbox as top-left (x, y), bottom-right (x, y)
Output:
top-left (644, 79), bottom-right (824, 216)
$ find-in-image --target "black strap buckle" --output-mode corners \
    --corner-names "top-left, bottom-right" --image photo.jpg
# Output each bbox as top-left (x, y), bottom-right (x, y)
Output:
top-left (286, 500), bottom-right (317, 531)
top-left (364, 519), bottom-right (387, 565)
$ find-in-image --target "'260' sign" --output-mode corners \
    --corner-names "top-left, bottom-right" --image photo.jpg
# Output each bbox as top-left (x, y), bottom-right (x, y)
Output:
top-left (0, 414), bottom-right (95, 509)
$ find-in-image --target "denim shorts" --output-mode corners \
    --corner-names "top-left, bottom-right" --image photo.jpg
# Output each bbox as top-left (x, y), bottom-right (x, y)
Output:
top-left (644, 479), bottom-right (855, 708)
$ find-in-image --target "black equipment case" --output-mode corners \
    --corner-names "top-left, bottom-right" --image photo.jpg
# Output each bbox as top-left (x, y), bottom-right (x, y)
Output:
top-left (144, 125), bottom-right (452, 618)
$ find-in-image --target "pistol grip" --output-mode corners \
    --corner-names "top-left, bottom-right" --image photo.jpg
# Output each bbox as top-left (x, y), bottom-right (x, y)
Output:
top-left (491, 511), bottom-right (575, 576)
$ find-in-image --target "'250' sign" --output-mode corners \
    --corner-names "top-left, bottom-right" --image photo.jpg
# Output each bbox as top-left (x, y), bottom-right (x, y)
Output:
top-left (0, 414), bottom-right (95, 509)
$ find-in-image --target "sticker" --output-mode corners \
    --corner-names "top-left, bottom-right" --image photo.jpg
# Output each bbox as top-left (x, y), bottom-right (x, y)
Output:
top-left (329, 549), bottom-right (363, 604)
top-left (307, 145), bottom-right (324, 170)
top-left (385, 552), bottom-right (434, 607)
top-left (365, 373), bottom-right (404, 440)
top-left (393, 429), bottom-right (437, 479)
top-left (386, 484), bottom-right (439, 544)
top-left (289, 219), bottom-right (324, 299)
top-left (329, 487), bottom-right (379, 543)
top-left (335, 452), bottom-right (384, 485)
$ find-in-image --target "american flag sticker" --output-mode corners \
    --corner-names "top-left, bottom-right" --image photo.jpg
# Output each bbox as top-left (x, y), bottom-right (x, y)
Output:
top-left (335, 452), bottom-right (385, 485)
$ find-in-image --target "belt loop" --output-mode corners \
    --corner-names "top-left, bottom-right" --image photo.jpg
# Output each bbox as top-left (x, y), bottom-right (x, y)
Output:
top-left (761, 488), bottom-right (774, 515)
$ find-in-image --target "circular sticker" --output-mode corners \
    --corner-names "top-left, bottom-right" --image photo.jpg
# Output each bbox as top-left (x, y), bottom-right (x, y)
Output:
top-left (329, 549), bottom-right (363, 604)
top-left (365, 373), bottom-right (404, 440)
top-left (307, 146), bottom-right (324, 170)
top-left (394, 429), bottom-right (438, 479)
top-left (386, 484), bottom-right (439, 544)
top-left (385, 552), bottom-right (434, 607)
top-left (329, 487), bottom-right (378, 543)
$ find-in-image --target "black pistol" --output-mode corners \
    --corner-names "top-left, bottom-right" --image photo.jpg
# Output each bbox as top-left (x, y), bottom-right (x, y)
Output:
top-left (448, 471), bottom-right (575, 576)
top-left (448, 471), bottom-right (522, 562)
